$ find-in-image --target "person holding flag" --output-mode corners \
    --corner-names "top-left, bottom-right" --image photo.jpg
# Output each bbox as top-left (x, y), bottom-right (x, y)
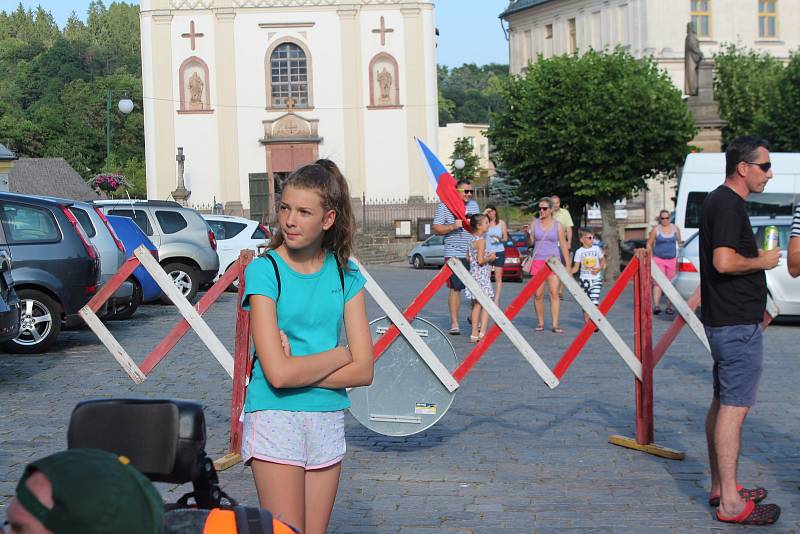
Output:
top-left (432, 179), bottom-right (480, 335)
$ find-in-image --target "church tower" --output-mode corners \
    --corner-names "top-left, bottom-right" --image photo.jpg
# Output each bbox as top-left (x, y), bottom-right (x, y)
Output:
top-left (139, 0), bottom-right (438, 221)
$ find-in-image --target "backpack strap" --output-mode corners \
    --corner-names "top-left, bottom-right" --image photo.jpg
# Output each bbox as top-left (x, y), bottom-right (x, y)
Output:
top-left (263, 253), bottom-right (281, 302)
top-left (232, 505), bottom-right (275, 534)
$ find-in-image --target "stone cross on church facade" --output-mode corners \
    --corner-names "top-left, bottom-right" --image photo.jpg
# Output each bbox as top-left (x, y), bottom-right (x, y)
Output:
top-left (181, 21), bottom-right (204, 51)
top-left (371, 16), bottom-right (394, 46)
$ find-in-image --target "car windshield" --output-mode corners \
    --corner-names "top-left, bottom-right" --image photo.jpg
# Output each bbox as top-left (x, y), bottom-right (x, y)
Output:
top-left (681, 222), bottom-right (791, 256)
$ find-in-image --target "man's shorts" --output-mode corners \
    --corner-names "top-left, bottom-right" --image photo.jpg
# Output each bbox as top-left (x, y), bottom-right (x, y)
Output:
top-left (490, 252), bottom-right (505, 267)
top-left (446, 257), bottom-right (470, 290)
top-left (705, 324), bottom-right (763, 408)
top-left (242, 409), bottom-right (346, 470)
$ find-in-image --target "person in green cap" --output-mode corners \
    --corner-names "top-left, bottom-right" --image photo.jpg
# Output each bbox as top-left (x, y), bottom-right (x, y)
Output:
top-left (3, 448), bottom-right (164, 534)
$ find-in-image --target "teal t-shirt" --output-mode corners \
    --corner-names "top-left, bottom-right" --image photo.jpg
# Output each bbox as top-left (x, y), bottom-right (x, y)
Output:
top-left (242, 250), bottom-right (366, 412)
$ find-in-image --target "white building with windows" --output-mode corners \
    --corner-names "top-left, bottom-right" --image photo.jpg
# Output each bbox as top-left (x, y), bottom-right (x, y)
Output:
top-left (139, 0), bottom-right (438, 222)
top-left (500, 0), bottom-right (799, 94)
top-left (437, 123), bottom-right (496, 181)
top-left (500, 0), bottom-right (799, 238)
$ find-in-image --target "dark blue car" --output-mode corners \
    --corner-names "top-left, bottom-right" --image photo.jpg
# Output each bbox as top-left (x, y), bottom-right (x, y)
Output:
top-left (107, 215), bottom-right (162, 308)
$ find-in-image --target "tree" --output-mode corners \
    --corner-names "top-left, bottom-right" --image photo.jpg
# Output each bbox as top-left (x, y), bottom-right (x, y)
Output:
top-left (449, 137), bottom-right (480, 182)
top-left (760, 51), bottom-right (800, 152)
top-left (488, 48), bottom-right (696, 279)
top-left (713, 44), bottom-right (782, 147)
top-left (438, 63), bottom-right (507, 125)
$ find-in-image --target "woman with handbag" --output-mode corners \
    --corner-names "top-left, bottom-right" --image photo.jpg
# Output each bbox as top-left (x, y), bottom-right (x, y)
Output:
top-left (526, 197), bottom-right (571, 333)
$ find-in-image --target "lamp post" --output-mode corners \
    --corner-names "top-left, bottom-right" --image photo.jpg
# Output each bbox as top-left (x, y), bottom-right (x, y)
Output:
top-left (106, 90), bottom-right (134, 162)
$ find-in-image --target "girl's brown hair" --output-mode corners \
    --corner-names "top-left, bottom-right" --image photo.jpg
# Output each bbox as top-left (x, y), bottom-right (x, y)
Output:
top-left (269, 159), bottom-right (356, 268)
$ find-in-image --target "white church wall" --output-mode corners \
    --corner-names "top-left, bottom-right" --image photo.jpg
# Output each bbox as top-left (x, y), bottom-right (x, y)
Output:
top-left (421, 5), bottom-right (438, 198)
top-left (361, 10), bottom-right (410, 199)
top-left (171, 14), bottom-right (221, 206)
top-left (140, 15), bottom-right (158, 200)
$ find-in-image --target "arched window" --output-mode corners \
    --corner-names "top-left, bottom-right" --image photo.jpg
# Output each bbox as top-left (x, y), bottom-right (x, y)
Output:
top-left (267, 42), bottom-right (311, 109)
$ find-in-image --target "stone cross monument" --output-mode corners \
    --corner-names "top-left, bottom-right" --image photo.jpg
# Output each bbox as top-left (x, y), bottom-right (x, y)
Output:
top-left (171, 147), bottom-right (191, 206)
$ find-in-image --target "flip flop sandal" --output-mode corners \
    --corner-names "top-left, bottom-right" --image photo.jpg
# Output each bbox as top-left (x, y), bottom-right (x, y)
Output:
top-left (552, 327), bottom-right (564, 334)
top-left (716, 500), bottom-right (780, 525)
top-left (665, 307), bottom-right (675, 315)
top-left (653, 306), bottom-right (662, 315)
top-left (709, 485), bottom-right (768, 507)
top-left (535, 325), bottom-right (545, 332)
top-left (449, 327), bottom-right (460, 336)
top-left (469, 335), bottom-right (480, 343)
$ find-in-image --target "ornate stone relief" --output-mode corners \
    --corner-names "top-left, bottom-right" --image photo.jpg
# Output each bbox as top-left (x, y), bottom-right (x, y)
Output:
top-left (179, 57), bottom-right (213, 113)
top-left (368, 52), bottom-right (400, 108)
top-left (262, 111), bottom-right (320, 142)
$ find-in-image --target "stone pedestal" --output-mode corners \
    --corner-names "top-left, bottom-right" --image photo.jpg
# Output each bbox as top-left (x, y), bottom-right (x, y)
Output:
top-left (171, 186), bottom-right (191, 206)
top-left (687, 61), bottom-right (725, 153)
top-left (224, 201), bottom-right (244, 217)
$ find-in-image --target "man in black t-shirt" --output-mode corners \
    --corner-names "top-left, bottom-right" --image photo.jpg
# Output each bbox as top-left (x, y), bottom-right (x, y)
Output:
top-left (699, 136), bottom-right (781, 525)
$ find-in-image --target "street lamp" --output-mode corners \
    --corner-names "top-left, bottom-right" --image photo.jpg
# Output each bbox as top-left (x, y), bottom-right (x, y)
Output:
top-left (106, 90), bottom-right (134, 162)
top-left (454, 159), bottom-right (466, 171)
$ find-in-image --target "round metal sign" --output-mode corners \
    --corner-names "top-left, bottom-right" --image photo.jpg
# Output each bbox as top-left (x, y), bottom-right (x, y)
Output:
top-left (348, 316), bottom-right (459, 436)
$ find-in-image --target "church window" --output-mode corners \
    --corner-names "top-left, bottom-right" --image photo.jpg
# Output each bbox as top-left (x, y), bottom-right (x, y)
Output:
top-left (544, 24), bottom-right (553, 58)
top-left (758, 0), bottom-right (777, 38)
top-left (269, 42), bottom-right (310, 108)
top-left (690, 0), bottom-right (710, 37)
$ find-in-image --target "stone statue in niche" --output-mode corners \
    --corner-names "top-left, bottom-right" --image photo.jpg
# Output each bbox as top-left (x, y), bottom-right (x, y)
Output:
top-left (684, 21), bottom-right (704, 97)
top-left (377, 67), bottom-right (393, 104)
top-left (188, 71), bottom-right (205, 110)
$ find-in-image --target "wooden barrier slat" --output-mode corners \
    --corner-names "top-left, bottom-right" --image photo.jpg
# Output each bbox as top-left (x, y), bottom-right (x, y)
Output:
top-left (552, 257), bottom-right (639, 379)
top-left (228, 251), bottom-right (254, 458)
top-left (634, 249), bottom-right (654, 445)
top-left (652, 286), bottom-right (701, 367)
top-left (87, 256), bottom-right (141, 313)
top-left (135, 248), bottom-right (234, 378)
top-left (139, 261), bottom-right (242, 375)
top-left (651, 260), bottom-right (709, 353)
top-left (355, 259), bottom-right (459, 393)
top-left (372, 265), bottom-right (453, 360)
top-left (452, 263), bottom-right (551, 383)
top-left (448, 259), bottom-right (559, 389)
top-left (79, 306), bottom-right (146, 383)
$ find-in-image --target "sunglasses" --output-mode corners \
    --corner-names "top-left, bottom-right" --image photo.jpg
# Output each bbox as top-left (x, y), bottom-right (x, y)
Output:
top-left (538, 206), bottom-right (550, 210)
top-left (744, 161), bottom-right (771, 172)
top-left (461, 189), bottom-right (474, 194)
top-left (660, 216), bottom-right (670, 220)
top-left (582, 235), bottom-right (594, 240)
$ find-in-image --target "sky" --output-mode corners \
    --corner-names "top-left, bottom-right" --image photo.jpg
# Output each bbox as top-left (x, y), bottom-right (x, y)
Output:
top-left (2, 0), bottom-right (509, 67)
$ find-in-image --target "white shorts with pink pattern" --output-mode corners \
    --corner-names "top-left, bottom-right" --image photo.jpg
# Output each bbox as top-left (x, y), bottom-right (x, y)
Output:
top-left (242, 409), bottom-right (346, 470)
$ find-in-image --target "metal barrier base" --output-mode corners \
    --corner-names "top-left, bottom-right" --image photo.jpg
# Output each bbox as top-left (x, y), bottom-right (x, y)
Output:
top-left (608, 434), bottom-right (685, 460)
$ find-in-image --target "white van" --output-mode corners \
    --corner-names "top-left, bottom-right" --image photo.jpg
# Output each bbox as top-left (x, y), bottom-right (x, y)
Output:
top-left (674, 152), bottom-right (800, 242)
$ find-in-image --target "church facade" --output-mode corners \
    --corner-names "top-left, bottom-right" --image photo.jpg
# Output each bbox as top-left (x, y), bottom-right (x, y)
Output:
top-left (139, 0), bottom-right (438, 221)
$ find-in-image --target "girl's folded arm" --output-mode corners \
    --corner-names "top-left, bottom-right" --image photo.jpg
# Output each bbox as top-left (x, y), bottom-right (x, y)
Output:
top-left (314, 290), bottom-right (374, 389)
top-left (250, 295), bottom-right (351, 389)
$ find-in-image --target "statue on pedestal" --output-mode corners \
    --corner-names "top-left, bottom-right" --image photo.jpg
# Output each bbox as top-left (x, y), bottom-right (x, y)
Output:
top-left (684, 21), bottom-right (704, 96)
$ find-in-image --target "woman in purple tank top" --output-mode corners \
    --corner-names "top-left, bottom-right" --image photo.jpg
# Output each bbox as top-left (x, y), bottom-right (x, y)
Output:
top-left (525, 196), bottom-right (570, 333)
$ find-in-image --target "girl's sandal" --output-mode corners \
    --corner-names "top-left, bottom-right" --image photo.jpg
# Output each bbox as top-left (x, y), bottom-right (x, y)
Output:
top-left (552, 326), bottom-right (564, 334)
top-left (469, 335), bottom-right (480, 343)
top-left (535, 324), bottom-right (545, 332)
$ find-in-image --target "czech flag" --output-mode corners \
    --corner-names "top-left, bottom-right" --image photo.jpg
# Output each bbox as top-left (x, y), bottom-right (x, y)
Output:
top-left (415, 137), bottom-right (471, 232)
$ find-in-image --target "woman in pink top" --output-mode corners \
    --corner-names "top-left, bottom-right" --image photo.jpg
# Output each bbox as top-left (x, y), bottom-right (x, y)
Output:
top-left (526, 197), bottom-right (570, 333)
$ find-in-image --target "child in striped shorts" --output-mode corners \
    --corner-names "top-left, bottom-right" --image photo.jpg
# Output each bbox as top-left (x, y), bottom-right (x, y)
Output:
top-left (572, 228), bottom-right (606, 325)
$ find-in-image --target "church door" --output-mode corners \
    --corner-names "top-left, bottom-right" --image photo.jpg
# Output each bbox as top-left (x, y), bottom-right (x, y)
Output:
top-left (266, 143), bottom-right (318, 220)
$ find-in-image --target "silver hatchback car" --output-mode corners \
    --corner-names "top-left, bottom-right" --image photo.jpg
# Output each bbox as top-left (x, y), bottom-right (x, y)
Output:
top-left (673, 216), bottom-right (800, 316)
top-left (95, 200), bottom-right (220, 302)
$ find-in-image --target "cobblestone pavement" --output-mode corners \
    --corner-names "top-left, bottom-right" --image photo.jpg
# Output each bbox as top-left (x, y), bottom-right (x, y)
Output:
top-left (2, 264), bottom-right (799, 532)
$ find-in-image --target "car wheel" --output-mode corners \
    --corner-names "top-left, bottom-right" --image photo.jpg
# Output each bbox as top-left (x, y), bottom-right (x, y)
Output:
top-left (161, 262), bottom-right (200, 303)
top-left (2, 289), bottom-right (62, 354)
top-left (412, 255), bottom-right (425, 269)
top-left (110, 281), bottom-right (142, 321)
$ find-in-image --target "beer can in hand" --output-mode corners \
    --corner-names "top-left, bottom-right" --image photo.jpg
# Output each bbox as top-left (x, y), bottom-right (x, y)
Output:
top-left (763, 225), bottom-right (779, 251)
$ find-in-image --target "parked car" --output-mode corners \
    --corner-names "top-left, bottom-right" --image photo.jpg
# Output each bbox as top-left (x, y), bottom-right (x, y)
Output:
top-left (95, 200), bottom-right (220, 302)
top-left (408, 234), bottom-right (523, 282)
top-left (0, 192), bottom-right (101, 353)
top-left (408, 235), bottom-right (445, 269)
top-left (203, 214), bottom-right (270, 289)
top-left (0, 249), bottom-right (20, 343)
top-left (58, 198), bottom-right (135, 319)
top-left (106, 215), bottom-right (163, 308)
top-left (673, 216), bottom-right (800, 316)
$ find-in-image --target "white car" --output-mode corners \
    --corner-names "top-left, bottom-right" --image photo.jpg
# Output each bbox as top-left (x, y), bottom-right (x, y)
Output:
top-left (203, 215), bottom-right (271, 288)
top-left (673, 216), bottom-right (800, 316)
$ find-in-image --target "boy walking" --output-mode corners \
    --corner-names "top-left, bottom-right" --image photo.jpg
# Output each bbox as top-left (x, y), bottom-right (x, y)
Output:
top-left (571, 228), bottom-right (605, 324)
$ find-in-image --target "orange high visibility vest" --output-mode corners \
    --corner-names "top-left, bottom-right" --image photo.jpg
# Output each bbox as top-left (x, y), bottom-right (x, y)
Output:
top-left (202, 508), bottom-right (296, 534)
